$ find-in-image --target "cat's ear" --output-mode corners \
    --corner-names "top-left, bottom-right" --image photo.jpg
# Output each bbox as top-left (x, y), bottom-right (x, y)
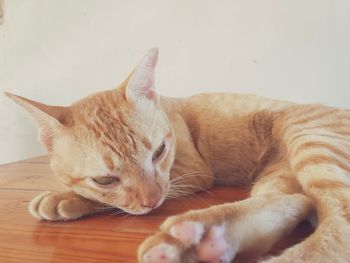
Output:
top-left (126, 47), bottom-right (159, 104)
top-left (4, 92), bottom-right (68, 151)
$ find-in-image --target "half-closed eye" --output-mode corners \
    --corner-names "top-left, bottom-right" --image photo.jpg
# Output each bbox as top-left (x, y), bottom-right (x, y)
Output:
top-left (153, 142), bottom-right (166, 161)
top-left (92, 176), bottom-right (120, 186)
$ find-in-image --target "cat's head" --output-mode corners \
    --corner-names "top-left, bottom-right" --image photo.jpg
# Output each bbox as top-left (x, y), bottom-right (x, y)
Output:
top-left (6, 48), bottom-right (176, 215)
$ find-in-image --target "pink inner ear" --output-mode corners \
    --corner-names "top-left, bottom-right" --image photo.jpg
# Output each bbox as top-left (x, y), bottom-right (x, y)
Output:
top-left (147, 90), bottom-right (157, 101)
top-left (126, 48), bottom-right (159, 103)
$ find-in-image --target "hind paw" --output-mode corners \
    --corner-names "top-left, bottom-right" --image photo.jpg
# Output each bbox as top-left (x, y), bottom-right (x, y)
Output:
top-left (139, 219), bottom-right (235, 263)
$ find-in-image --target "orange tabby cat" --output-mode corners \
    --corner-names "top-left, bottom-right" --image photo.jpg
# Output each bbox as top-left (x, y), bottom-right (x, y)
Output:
top-left (6, 48), bottom-right (350, 262)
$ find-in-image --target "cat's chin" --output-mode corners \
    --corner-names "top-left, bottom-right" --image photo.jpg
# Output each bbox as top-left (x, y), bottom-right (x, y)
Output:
top-left (123, 207), bottom-right (154, 215)
top-left (122, 193), bottom-right (168, 215)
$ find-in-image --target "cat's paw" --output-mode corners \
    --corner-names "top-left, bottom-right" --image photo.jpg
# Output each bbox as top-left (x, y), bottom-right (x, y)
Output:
top-left (138, 211), bottom-right (237, 263)
top-left (29, 191), bottom-right (100, 221)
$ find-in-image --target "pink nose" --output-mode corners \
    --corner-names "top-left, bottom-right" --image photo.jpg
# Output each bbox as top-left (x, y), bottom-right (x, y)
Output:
top-left (141, 190), bottom-right (162, 209)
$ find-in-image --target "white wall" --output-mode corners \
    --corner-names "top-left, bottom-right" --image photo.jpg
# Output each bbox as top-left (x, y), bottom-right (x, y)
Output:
top-left (0, 0), bottom-right (350, 164)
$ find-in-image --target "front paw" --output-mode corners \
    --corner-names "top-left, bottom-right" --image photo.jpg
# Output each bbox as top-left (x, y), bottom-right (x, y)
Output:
top-left (29, 191), bottom-right (98, 221)
top-left (138, 209), bottom-right (236, 263)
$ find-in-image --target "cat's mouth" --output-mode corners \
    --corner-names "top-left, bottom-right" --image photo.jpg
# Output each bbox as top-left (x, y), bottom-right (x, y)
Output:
top-left (122, 207), bottom-right (153, 215)
top-left (122, 202), bottom-right (162, 215)
top-left (122, 187), bottom-right (168, 215)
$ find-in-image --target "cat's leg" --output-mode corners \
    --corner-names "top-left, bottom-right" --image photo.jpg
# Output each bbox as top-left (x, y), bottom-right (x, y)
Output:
top-left (261, 163), bottom-right (350, 263)
top-left (29, 191), bottom-right (110, 221)
top-left (138, 163), bottom-right (313, 263)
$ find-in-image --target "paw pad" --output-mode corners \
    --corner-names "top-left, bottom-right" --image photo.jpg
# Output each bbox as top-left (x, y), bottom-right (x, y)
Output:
top-left (196, 225), bottom-right (229, 263)
top-left (143, 243), bottom-right (179, 263)
top-left (142, 222), bottom-right (235, 263)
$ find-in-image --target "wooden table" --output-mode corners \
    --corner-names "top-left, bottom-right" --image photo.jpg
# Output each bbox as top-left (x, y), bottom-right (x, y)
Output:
top-left (0, 156), bottom-right (313, 263)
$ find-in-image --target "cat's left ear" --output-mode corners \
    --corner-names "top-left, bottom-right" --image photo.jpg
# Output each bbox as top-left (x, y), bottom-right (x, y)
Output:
top-left (4, 92), bottom-right (68, 151)
top-left (126, 47), bottom-right (159, 105)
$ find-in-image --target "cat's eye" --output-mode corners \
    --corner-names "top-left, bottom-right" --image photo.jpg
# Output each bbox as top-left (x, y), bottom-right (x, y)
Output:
top-left (92, 176), bottom-right (120, 186)
top-left (153, 142), bottom-right (166, 161)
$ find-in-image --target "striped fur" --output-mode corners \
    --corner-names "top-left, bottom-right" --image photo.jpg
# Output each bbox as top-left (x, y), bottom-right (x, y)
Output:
top-left (6, 49), bottom-right (350, 262)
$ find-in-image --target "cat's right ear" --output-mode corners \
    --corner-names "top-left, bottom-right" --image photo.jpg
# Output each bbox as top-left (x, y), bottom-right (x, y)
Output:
top-left (4, 92), bottom-right (68, 151)
top-left (125, 47), bottom-right (159, 105)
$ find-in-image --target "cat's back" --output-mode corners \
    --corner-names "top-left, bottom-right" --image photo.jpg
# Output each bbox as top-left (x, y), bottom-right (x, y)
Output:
top-left (177, 93), bottom-right (292, 120)
top-left (168, 92), bottom-right (348, 121)
top-left (161, 92), bottom-right (349, 185)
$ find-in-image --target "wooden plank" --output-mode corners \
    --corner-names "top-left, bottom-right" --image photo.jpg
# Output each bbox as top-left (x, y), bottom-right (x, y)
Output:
top-left (0, 156), bottom-right (48, 168)
top-left (0, 157), bottom-right (312, 262)
top-left (0, 187), bottom-right (248, 263)
top-left (0, 162), bottom-right (64, 191)
top-left (19, 155), bottom-right (49, 164)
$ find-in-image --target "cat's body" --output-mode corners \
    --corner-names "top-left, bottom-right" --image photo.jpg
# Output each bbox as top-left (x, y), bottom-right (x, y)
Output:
top-left (6, 49), bottom-right (350, 262)
top-left (162, 93), bottom-right (287, 188)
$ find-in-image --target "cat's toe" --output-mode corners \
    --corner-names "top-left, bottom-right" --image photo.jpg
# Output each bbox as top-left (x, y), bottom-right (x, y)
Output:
top-left (169, 221), bottom-right (233, 263)
top-left (142, 243), bottom-right (180, 263)
top-left (195, 225), bottom-right (233, 263)
top-left (29, 191), bottom-right (72, 220)
top-left (169, 221), bottom-right (205, 246)
top-left (140, 218), bottom-right (236, 263)
top-left (38, 193), bottom-right (67, 220)
top-left (29, 191), bottom-right (55, 220)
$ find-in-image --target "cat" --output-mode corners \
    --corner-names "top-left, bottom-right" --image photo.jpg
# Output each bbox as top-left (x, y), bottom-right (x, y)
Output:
top-left (5, 48), bottom-right (350, 263)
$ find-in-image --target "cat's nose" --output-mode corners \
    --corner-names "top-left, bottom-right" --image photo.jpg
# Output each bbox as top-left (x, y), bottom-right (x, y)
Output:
top-left (141, 189), bottom-right (162, 209)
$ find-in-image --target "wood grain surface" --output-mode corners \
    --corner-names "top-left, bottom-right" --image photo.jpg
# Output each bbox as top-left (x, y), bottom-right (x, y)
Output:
top-left (0, 156), bottom-right (313, 263)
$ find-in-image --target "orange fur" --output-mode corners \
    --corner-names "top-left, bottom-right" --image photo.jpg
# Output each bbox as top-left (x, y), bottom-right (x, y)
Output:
top-left (6, 48), bottom-right (350, 262)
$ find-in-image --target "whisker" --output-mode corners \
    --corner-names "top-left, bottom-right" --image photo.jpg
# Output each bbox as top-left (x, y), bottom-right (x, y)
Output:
top-left (170, 171), bottom-right (213, 182)
top-left (168, 170), bottom-right (214, 200)
top-left (170, 183), bottom-right (214, 197)
top-left (102, 209), bottom-right (128, 219)
top-left (170, 175), bottom-right (212, 184)
top-left (167, 188), bottom-right (211, 206)
top-left (93, 206), bottom-right (117, 211)
top-left (167, 188), bottom-right (194, 198)
top-left (187, 192), bottom-right (211, 206)
top-left (166, 193), bottom-right (188, 200)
